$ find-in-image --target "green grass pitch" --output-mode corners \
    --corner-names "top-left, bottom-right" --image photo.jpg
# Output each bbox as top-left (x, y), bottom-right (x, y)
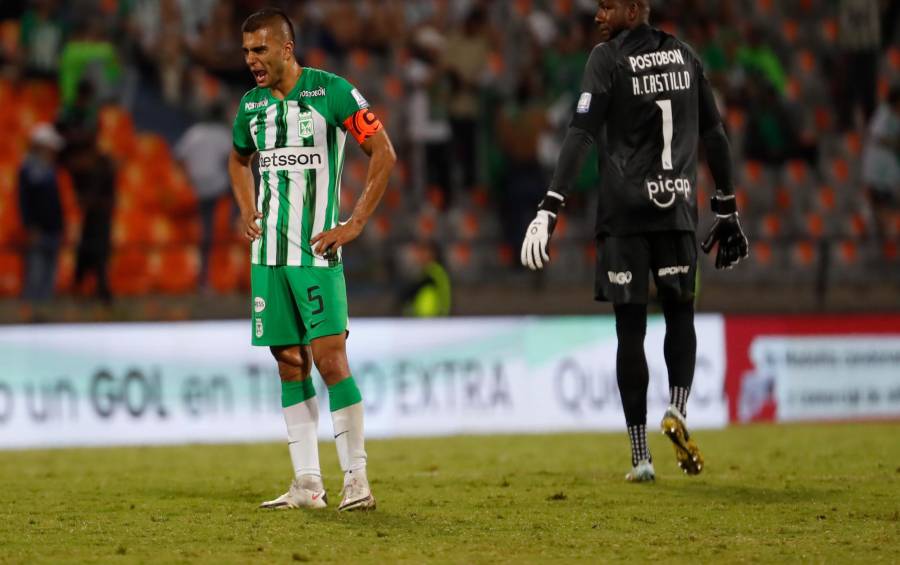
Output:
top-left (1, 423), bottom-right (898, 563)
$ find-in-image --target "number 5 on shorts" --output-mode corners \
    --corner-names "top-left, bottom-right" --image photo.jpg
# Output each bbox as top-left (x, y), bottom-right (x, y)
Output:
top-left (307, 286), bottom-right (324, 315)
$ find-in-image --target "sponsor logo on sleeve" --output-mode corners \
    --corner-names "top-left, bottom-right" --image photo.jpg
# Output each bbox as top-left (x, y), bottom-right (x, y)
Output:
top-left (576, 92), bottom-right (592, 114)
top-left (255, 318), bottom-right (264, 338)
top-left (254, 297), bottom-right (266, 313)
top-left (351, 88), bottom-right (369, 109)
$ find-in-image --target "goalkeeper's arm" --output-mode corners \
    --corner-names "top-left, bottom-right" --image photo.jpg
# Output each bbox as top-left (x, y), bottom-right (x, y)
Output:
top-left (700, 123), bottom-right (749, 269)
top-left (520, 126), bottom-right (595, 270)
top-left (521, 43), bottom-right (612, 270)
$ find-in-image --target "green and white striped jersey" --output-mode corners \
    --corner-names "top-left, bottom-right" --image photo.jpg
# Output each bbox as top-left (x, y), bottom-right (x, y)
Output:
top-left (232, 67), bottom-right (368, 267)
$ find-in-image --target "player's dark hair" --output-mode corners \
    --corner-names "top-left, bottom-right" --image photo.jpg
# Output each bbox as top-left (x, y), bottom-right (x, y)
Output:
top-left (241, 8), bottom-right (295, 43)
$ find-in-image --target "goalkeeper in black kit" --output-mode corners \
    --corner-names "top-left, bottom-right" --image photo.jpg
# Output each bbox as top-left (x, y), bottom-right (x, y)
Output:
top-left (521, 0), bottom-right (748, 481)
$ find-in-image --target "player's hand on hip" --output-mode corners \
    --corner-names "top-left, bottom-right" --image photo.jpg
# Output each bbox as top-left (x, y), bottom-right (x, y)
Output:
top-left (520, 210), bottom-right (557, 270)
top-left (701, 196), bottom-right (749, 269)
top-left (312, 220), bottom-right (363, 257)
top-left (241, 210), bottom-right (263, 241)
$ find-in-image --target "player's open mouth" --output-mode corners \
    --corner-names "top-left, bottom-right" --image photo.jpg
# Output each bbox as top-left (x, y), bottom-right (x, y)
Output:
top-left (252, 69), bottom-right (267, 83)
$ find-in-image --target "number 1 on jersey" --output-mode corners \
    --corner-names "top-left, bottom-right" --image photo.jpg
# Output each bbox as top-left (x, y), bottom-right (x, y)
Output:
top-left (656, 99), bottom-right (674, 170)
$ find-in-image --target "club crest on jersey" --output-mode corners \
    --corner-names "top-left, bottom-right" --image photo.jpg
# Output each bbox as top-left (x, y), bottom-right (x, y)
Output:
top-left (646, 175), bottom-right (692, 209)
top-left (298, 111), bottom-right (314, 138)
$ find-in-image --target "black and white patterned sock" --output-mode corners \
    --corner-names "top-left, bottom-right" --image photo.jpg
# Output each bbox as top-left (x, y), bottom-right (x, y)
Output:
top-left (627, 424), bottom-right (651, 467)
top-left (670, 386), bottom-right (690, 418)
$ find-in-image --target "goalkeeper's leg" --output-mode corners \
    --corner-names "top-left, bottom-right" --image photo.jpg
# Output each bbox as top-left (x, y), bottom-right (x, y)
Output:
top-left (660, 299), bottom-right (703, 475)
top-left (614, 303), bottom-right (655, 482)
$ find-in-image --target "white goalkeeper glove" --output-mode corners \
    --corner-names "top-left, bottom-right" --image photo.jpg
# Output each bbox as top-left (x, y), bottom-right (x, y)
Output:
top-left (520, 191), bottom-right (564, 271)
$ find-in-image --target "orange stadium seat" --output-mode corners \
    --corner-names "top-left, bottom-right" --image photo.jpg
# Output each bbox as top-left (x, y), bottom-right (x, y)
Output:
top-left (55, 248), bottom-right (76, 293)
top-left (133, 133), bottom-right (172, 168)
top-left (305, 48), bottom-right (328, 69)
top-left (384, 76), bottom-right (403, 100)
top-left (781, 19), bottom-right (798, 44)
top-left (759, 213), bottom-right (782, 238)
top-left (99, 106), bottom-right (136, 160)
top-left (0, 184), bottom-right (24, 247)
top-left (0, 251), bottom-right (23, 297)
top-left (785, 78), bottom-right (800, 102)
top-left (56, 170), bottom-right (82, 245)
top-left (753, 240), bottom-right (773, 267)
top-left (882, 241), bottom-right (898, 263)
top-left (154, 246), bottom-right (199, 294)
top-left (845, 212), bottom-right (867, 239)
top-left (835, 240), bottom-right (859, 266)
top-left (843, 132), bottom-right (862, 158)
top-left (820, 19), bottom-right (838, 43)
top-left (112, 210), bottom-right (153, 246)
top-left (0, 21), bottom-right (20, 59)
top-left (109, 248), bottom-right (152, 296)
top-left (22, 82), bottom-right (59, 122)
top-left (888, 47), bottom-right (900, 72)
top-left (447, 242), bottom-right (475, 281)
top-left (212, 197), bottom-right (236, 242)
top-left (755, 0), bottom-right (773, 14)
top-left (209, 243), bottom-right (248, 294)
top-left (371, 215), bottom-right (391, 241)
top-left (815, 185), bottom-right (837, 212)
top-left (496, 243), bottom-right (514, 268)
top-left (426, 186), bottom-right (445, 210)
top-left (775, 187), bottom-right (792, 211)
top-left (791, 240), bottom-right (816, 268)
top-left (415, 211), bottom-right (437, 238)
top-left (582, 241), bottom-right (597, 265)
top-left (804, 212), bottom-right (825, 239)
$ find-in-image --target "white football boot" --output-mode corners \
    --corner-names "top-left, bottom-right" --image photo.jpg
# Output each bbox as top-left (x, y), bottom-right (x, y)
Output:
top-left (338, 470), bottom-right (376, 511)
top-left (259, 476), bottom-right (328, 509)
top-left (625, 459), bottom-right (656, 482)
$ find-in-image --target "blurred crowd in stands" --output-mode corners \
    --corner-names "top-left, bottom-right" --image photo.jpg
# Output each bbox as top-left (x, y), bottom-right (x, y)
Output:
top-left (0, 0), bottom-right (898, 320)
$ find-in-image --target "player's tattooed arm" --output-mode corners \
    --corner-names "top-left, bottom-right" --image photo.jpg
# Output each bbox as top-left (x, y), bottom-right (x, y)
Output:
top-left (228, 148), bottom-right (262, 241)
top-left (312, 127), bottom-right (396, 255)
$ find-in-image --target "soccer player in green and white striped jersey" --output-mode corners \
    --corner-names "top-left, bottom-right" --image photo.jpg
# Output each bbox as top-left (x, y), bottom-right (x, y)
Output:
top-left (228, 8), bottom-right (396, 512)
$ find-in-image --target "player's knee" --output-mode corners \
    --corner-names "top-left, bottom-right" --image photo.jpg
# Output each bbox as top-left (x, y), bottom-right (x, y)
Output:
top-left (614, 303), bottom-right (647, 340)
top-left (270, 345), bottom-right (312, 381)
top-left (661, 298), bottom-right (694, 327)
top-left (312, 346), bottom-right (349, 381)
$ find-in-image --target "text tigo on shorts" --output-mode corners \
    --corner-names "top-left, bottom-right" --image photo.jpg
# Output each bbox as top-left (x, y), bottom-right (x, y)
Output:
top-left (594, 231), bottom-right (697, 305)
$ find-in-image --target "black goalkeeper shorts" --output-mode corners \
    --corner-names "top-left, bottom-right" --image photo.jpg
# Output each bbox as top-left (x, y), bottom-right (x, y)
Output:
top-left (594, 231), bottom-right (697, 305)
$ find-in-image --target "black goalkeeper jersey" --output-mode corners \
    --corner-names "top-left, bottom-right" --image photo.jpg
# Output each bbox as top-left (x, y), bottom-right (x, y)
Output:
top-left (571, 24), bottom-right (722, 236)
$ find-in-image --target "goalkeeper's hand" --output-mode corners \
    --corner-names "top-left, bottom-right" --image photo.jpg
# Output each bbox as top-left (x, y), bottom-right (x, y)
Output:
top-left (700, 195), bottom-right (750, 269)
top-left (521, 191), bottom-right (564, 271)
